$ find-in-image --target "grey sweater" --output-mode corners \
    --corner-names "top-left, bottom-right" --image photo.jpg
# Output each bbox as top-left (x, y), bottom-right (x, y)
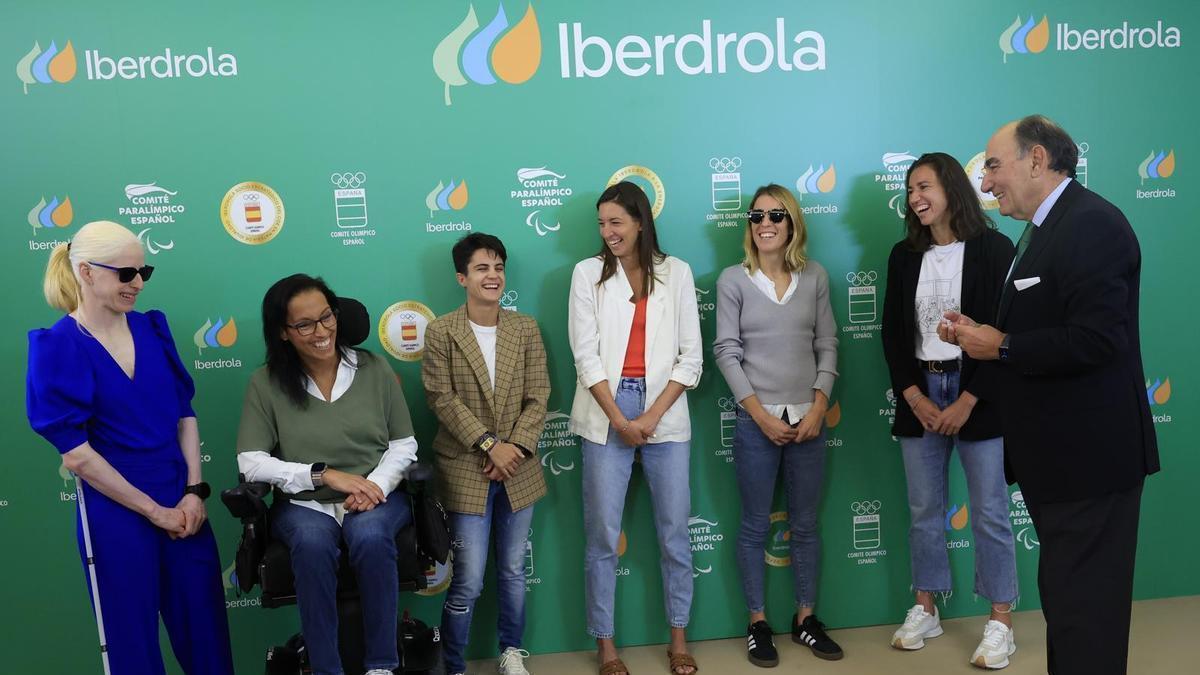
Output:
top-left (713, 262), bottom-right (839, 405)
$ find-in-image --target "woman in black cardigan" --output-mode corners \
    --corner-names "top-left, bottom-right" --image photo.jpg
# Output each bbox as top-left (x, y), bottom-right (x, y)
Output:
top-left (880, 152), bottom-right (1020, 669)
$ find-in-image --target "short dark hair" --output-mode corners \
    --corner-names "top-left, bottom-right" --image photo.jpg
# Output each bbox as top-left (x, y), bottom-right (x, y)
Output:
top-left (902, 152), bottom-right (995, 251)
top-left (1015, 114), bottom-right (1078, 178)
top-left (452, 232), bottom-right (507, 274)
top-left (260, 274), bottom-right (355, 407)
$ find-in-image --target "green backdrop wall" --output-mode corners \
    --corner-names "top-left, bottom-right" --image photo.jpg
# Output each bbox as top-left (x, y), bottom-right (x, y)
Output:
top-left (2, 1), bottom-right (1195, 671)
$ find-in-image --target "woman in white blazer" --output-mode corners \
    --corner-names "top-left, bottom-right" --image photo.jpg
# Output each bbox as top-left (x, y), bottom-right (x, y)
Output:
top-left (568, 181), bottom-right (702, 675)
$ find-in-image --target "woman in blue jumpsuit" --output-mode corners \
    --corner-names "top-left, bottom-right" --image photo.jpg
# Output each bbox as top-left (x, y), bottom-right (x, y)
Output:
top-left (26, 221), bottom-right (234, 674)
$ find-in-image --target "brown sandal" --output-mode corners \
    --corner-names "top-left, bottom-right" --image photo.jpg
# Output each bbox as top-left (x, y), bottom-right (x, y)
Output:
top-left (600, 657), bottom-right (630, 675)
top-left (667, 651), bottom-right (698, 675)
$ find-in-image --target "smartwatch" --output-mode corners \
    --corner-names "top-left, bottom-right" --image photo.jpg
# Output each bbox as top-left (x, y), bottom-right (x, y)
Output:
top-left (998, 334), bottom-right (1012, 362)
top-left (183, 482), bottom-right (211, 501)
top-left (311, 462), bottom-right (328, 487)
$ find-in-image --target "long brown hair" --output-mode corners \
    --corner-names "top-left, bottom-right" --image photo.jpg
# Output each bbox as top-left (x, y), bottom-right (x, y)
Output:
top-left (595, 181), bottom-right (665, 296)
top-left (902, 152), bottom-right (994, 251)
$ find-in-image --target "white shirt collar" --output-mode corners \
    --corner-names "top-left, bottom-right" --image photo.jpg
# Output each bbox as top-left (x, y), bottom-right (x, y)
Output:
top-left (304, 349), bottom-right (358, 402)
top-left (745, 267), bottom-right (799, 305)
top-left (1031, 176), bottom-right (1073, 227)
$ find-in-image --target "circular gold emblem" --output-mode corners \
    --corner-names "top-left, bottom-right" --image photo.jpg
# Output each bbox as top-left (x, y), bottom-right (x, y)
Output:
top-left (607, 165), bottom-right (666, 218)
top-left (221, 182), bottom-right (285, 244)
top-left (378, 300), bottom-right (436, 361)
top-left (964, 152), bottom-right (1000, 211)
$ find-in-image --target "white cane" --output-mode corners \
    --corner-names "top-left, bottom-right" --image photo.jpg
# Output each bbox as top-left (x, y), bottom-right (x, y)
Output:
top-left (74, 474), bottom-right (113, 675)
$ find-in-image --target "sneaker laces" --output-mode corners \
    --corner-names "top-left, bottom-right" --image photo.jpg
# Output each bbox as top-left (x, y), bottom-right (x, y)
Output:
top-left (500, 648), bottom-right (531, 667)
top-left (980, 621), bottom-right (1009, 649)
top-left (902, 605), bottom-right (931, 630)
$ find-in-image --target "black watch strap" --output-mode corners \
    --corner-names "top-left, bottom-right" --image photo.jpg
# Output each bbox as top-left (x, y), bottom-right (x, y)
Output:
top-left (474, 433), bottom-right (498, 454)
top-left (183, 482), bottom-right (211, 501)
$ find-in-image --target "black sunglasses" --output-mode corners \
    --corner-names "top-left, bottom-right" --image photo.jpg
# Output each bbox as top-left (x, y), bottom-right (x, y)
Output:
top-left (747, 209), bottom-right (788, 224)
top-left (88, 261), bottom-right (155, 283)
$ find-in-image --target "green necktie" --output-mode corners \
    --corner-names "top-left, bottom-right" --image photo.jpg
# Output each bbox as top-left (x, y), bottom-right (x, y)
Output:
top-left (998, 222), bottom-right (1035, 317)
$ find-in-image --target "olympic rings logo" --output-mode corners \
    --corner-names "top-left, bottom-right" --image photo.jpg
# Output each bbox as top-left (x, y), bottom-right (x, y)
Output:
top-left (330, 172), bottom-right (367, 189)
top-left (846, 270), bottom-right (878, 287)
top-left (709, 157), bottom-right (742, 173)
top-left (717, 396), bottom-right (735, 412)
top-left (500, 290), bottom-right (518, 306)
top-left (851, 500), bottom-right (881, 515)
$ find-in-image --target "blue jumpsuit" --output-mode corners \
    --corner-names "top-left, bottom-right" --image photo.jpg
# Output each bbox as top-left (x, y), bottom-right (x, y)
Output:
top-left (27, 310), bottom-right (234, 675)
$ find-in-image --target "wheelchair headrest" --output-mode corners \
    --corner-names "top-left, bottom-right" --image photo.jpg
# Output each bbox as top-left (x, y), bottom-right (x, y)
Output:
top-left (337, 296), bottom-right (370, 346)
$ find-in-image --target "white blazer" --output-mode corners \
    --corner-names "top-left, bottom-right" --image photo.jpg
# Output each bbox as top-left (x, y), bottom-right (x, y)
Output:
top-left (568, 255), bottom-right (703, 445)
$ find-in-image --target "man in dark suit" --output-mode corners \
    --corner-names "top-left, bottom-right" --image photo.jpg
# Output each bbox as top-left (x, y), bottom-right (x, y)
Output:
top-left (940, 114), bottom-right (1159, 675)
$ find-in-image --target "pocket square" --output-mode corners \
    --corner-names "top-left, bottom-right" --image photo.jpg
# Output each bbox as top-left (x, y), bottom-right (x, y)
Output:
top-left (1014, 276), bottom-right (1041, 291)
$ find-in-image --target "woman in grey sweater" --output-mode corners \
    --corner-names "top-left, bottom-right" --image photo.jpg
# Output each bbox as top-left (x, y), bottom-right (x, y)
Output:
top-left (713, 183), bottom-right (841, 669)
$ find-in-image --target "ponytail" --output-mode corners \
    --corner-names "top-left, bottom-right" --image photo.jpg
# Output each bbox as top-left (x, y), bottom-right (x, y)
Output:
top-left (43, 242), bottom-right (80, 313)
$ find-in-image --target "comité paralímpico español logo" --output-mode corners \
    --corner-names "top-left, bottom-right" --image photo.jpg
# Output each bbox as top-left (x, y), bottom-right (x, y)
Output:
top-left (434, 2), bottom-right (541, 105)
top-left (16, 40), bottom-right (77, 93)
top-left (999, 15), bottom-right (1050, 62)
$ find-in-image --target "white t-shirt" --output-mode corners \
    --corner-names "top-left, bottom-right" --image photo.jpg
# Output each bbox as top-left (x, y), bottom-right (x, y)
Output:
top-left (470, 320), bottom-right (497, 389)
top-left (915, 241), bottom-right (964, 362)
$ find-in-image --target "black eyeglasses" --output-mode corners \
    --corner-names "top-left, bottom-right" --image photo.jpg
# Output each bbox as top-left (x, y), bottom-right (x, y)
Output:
top-left (746, 209), bottom-right (788, 225)
top-left (287, 308), bottom-right (338, 336)
top-left (88, 261), bottom-right (155, 283)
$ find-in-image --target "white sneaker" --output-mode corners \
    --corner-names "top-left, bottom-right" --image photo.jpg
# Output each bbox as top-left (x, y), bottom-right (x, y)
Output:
top-left (891, 604), bottom-right (943, 650)
top-left (498, 647), bottom-right (531, 675)
top-left (364, 670), bottom-right (393, 675)
top-left (971, 620), bottom-right (1016, 669)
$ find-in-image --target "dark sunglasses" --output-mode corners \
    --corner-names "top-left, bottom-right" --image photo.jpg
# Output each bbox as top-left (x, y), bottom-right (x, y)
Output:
top-left (746, 209), bottom-right (788, 224)
top-left (89, 261), bottom-right (155, 283)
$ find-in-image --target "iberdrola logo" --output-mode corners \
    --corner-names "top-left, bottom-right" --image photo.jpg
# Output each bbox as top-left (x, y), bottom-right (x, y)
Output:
top-left (999, 15), bottom-right (1049, 62)
top-left (795, 163), bottom-right (837, 199)
top-left (194, 317), bottom-right (238, 353)
top-left (426, 179), bottom-right (469, 216)
top-left (1138, 150), bottom-right (1176, 184)
top-left (27, 195), bottom-right (73, 234)
top-left (433, 3), bottom-right (541, 105)
top-left (16, 40), bottom-right (77, 93)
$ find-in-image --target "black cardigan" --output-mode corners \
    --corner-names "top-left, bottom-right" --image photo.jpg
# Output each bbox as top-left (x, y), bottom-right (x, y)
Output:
top-left (880, 228), bottom-right (1015, 440)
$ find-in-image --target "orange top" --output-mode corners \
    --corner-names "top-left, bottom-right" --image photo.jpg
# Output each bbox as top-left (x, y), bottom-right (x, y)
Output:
top-left (621, 296), bottom-right (648, 378)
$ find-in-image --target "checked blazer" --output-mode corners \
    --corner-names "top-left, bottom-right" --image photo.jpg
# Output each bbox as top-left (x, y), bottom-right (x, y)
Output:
top-left (421, 304), bottom-right (550, 514)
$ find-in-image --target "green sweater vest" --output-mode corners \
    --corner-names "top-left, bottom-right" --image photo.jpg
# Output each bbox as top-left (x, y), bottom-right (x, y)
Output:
top-left (236, 350), bottom-right (414, 503)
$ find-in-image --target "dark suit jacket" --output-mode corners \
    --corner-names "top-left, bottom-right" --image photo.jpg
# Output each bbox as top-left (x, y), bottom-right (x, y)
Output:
top-left (882, 228), bottom-right (1015, 440)
top-left (421, 305), bottom-right (550, 514)
top-left (996, 180), bottom-right (1159, 504)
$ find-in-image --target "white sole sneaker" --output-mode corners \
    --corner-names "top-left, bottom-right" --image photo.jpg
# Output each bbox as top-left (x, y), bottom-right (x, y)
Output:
top-left (892, 624), bottom-right (943, 650)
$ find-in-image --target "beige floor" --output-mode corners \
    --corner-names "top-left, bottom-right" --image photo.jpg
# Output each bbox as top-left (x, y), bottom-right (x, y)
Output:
top-left (469, 595), bottom-right (1199, 674)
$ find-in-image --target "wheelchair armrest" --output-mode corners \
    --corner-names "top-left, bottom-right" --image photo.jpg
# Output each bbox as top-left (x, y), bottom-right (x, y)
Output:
top-left (401, 462), bottom-right (432, 494)
top-left (221, 479), bottom-right (271, 523)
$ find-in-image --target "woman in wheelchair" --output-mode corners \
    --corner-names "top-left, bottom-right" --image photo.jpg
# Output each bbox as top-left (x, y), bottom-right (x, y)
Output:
top-left (236, 274), bottom-right (418, 675)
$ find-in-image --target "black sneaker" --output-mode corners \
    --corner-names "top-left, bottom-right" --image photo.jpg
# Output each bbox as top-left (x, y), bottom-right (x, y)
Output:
top-left (793, 613), bottom-right (844, 660)
top-left (746, 620), bottom-right (779, 668)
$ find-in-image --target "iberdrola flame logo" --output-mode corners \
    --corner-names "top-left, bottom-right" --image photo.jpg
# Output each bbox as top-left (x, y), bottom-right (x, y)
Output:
top-left (27, 195), bottom-right (73, 235)
top-left (796, 163), bottom-right (837, 199)
top-left (999, 15), bottom-right (1049, 63)
top-left (426, 179), bottom-right (470, 216)
top-left (194, 317), bottom-right (238, 353)
top-left (16, 40), bottom-right (77, 94)
top-left (1138, 150), bottom-right (1175, 184)
top-left (433, 3), bottom-right (542, 105)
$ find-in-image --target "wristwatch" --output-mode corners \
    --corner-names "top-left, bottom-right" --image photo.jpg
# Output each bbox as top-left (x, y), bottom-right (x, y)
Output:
top-left (474, 433), bottom-right (499, 454)
top-left (310, 462), bottom-right (328, 487)
top-left (183, 482), bottom-right (211, 501)
top-left (998, 334), bottom-right (1012, 362)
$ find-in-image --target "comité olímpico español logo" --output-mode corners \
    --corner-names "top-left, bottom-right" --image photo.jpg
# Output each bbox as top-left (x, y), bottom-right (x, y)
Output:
top-left (434, 3), bottom-right (541, 105)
